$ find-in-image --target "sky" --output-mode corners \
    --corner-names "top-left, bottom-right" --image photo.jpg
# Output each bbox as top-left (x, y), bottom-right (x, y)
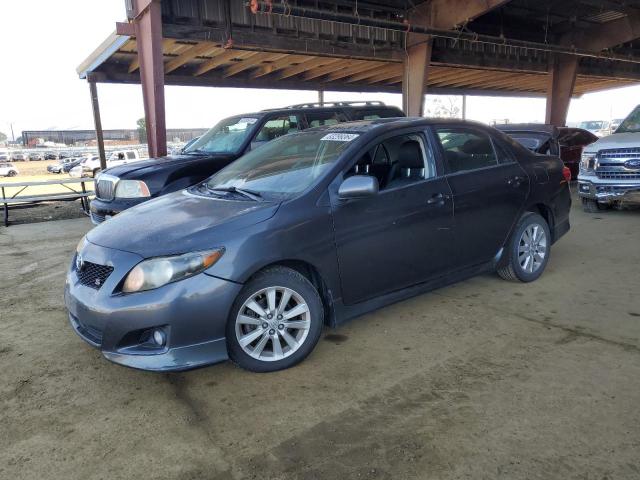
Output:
top-left (0, 0), bottom-right (638, 140)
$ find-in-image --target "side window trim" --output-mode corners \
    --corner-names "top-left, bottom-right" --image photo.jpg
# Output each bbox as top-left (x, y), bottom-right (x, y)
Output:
top-left (340, 129), bottom-right (439, 192)
top-left (434, 125), bottom-right (503, 175)
top-left (490, 136), bottom-right (517, 165)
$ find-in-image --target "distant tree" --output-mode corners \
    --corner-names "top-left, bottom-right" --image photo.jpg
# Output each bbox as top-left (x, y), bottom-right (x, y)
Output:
top-left (0, 131), bottom-right (7, 142)
top-left (137, 117), bottom-right (147, 143)
top-left (425, 96), bottom-right (461, 119)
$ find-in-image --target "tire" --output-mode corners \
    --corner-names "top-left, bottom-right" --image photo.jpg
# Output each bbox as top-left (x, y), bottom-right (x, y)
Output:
top-left (497, 212), bottom-right (551, 283)
top-left (582, 197), bottom-right (608, 213)
top-left (7, 170), bottom-right (16, 177)
top-left (226, 266), bottom-right (324, 372)
top-left (92, 168), bottom-right (101, 177)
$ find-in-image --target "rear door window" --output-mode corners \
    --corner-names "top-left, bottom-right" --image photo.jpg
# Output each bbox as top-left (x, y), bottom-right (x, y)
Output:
top-left (349, 108), bottom-right (403, 121)
top-left (126, 151), bottom-right (137, 160)
top-left (305, 111), bottom-right (347, 128)
top-left (436, 128), bottom-right (498, 174)
top-left (254, 115), bottom-right (301, 143)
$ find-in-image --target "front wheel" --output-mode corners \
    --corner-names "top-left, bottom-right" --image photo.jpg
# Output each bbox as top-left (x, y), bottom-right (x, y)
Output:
top-left (498, 213), bottom-right (551, 283)
top-left (226, 266), bottom-right (324, 372)
top-left (7, 170), bottom-right (17, 177)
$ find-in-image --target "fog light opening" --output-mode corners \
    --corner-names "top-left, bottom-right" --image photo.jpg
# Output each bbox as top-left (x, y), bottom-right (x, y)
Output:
top-left (152, 329), bottom-right (166, 347)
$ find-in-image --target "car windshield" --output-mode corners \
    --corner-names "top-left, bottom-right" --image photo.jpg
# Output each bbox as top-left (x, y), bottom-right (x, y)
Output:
top-left (616, 107), bottom-right (640, 134)
top-left (579, 121), bottom-right (606, 130)
top-left (184, 116), bottom-right (260, 155)
top-left (204, 130), bottom-right (358, 199)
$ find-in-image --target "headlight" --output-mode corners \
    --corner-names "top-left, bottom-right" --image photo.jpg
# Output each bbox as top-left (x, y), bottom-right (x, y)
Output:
top-left (580, 152), bottom-right (597, 175)
top-left (122, 249), bottom-right (224, 293)
top-left (76, 235), bottom-right (87, 254)
top-left (115, 180), bottom-right (151, 198)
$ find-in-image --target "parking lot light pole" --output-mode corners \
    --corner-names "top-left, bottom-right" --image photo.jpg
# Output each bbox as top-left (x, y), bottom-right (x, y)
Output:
top-left (88, 78), bottom-right (107, 171)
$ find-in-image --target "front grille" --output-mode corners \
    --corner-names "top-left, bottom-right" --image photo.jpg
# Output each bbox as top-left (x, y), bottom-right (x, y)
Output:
top-left (77, 261), bottom-right (114, 290)
top-left (597, 172), bottom-right (640, 180)
top-left (90, 211), bottom-right (106, 224)
top-left (596, 149), bottom-right (640, 181)
top-left (598, 148), bottom-right (640, 160)
top-left (96, 177), bottom-right (116, 200)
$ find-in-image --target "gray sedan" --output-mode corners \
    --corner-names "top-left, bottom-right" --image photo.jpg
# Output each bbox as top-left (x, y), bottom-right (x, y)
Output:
top-left (65, 118), bottom-right (571, 372)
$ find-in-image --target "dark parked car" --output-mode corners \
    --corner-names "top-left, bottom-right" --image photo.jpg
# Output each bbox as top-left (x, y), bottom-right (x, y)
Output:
top-left (89, 101), bottom-right (404, 224)
top-left (62, 158), bottom-right (84, 173)
top-left (44, 152), bottom-right (58, 160)
top-left (48, 158), bottom-right (74, 174)
top-left (65, 118), bottom-right (571, 373)
top-left (558, 127), bottom-right (598, 179)
top-left (496, 124), bottom-right (597, 179)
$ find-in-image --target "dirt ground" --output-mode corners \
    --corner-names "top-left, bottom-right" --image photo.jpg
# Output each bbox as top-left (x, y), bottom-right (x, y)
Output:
top-left (1, 192), bottom-right (640, 480)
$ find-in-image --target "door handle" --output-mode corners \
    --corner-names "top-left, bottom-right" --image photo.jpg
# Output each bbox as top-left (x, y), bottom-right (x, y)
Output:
top-left (427, 193), bottom-right (447, 206)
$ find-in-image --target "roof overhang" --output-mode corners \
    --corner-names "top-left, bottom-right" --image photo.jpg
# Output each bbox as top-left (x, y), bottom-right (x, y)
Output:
top-left (77, 0), bottom-right (640, 96)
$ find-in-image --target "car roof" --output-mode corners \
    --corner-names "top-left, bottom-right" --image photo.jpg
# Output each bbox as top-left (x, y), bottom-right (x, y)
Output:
top-left (227, 103), bottom-right (404, 119)
top-left (494, 123), bottom-right (559, 135)
top-left (303, 117), bottom-right (493, 135)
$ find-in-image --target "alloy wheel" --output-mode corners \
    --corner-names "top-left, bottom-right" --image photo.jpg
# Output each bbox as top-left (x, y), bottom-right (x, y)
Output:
top-left (235, 286), bottom-right (311, 362)
top-left (518, 223), bottom-right (547, 274)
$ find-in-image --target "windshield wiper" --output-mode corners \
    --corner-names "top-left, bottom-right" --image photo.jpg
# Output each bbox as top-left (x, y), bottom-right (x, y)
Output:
top-left (209, 186), bottom-right (263, 201)
top-left (184, 148), bottom-right (209, 155)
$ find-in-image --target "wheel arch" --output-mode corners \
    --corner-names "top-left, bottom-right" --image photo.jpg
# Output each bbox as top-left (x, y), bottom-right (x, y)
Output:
top-left (244, 259), bottom-right (336, 326)
top-left (528, 203), bottom-right (556, 241)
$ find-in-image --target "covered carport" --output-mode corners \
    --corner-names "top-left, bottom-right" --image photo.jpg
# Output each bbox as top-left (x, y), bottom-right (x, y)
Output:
top-left (77, 0), bottom-right (640, 162)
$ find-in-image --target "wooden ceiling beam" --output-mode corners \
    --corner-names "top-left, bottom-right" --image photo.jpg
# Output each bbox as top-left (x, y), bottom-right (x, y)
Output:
top-left (325, 61), bottom-right (387, 81)
top-left (365, 67), bottom-right (405, 84)
top-left (250, 55), bottom-right (308, 78)
top-left (128, 39), bottom-right (176, 73)
top-left (278, 57), bottom-right (343, 80)
top-left (223, 52), bottom-right (286, 78)
top-left (195, 50), bottom-right (257, 76)
top-left (165, 42), bottom-right (220, 74)
top-left (304, 59), bottom-right (355, 80)
top-left (346, 64), bottom-right (400, 83)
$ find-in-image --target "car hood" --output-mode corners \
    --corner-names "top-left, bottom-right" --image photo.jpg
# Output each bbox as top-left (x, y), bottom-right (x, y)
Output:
top-left (87, 190), bottom-right (280, 258)
top-left (104, 153), bottom-right (234, 178)
top-left (585, 132), bottom-right (640, 152)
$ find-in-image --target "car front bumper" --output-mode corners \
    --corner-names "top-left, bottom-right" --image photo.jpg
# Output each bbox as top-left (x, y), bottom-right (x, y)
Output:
top-left (89, 197), bottom-right (149, 224)
top-left (577, 177), bottom-right (640, 204)
top-left (64, 240), bottom-right (242, 371)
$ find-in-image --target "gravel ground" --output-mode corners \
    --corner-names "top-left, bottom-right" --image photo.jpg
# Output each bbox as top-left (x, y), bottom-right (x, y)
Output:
top-left (1, 192), bottom-right (639, 480)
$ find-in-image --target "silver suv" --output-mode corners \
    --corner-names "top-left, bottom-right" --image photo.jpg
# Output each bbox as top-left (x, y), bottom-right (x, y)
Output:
top-left (578, 105), bottom-right (640, 212)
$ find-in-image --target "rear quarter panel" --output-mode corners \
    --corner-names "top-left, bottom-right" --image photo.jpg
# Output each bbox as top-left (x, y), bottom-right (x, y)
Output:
top-left (518, 153), bottom-right (571, 242)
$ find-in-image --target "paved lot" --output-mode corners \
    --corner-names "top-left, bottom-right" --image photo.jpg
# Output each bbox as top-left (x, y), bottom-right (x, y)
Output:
top-left (1, 192), bottom-right (639, 480)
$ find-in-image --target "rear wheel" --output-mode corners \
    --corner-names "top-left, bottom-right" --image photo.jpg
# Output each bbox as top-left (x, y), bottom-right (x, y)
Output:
top-left (498, 213), bottom-right (551, 283)
top-left (7, 170), bottom-right (16, 177)
top-left (226, 266), bottom-right (324, 372)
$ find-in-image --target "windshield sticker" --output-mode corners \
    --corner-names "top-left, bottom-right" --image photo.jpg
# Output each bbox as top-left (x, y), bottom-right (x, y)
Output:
top-left (238, 118), bottom-right (258, 125)
top-left (320, 133), bottom-right (360, 142)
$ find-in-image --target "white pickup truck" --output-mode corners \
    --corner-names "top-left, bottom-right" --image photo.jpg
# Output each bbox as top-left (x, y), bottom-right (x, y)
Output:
top-left (578, 105), bottom-right (640, 212)
top-left (69, 149), bottom-right (142, 178)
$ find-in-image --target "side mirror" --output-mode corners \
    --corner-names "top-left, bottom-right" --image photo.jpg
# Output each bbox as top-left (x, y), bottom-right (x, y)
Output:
top-left (338, 175), bottom-right (379, 200)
